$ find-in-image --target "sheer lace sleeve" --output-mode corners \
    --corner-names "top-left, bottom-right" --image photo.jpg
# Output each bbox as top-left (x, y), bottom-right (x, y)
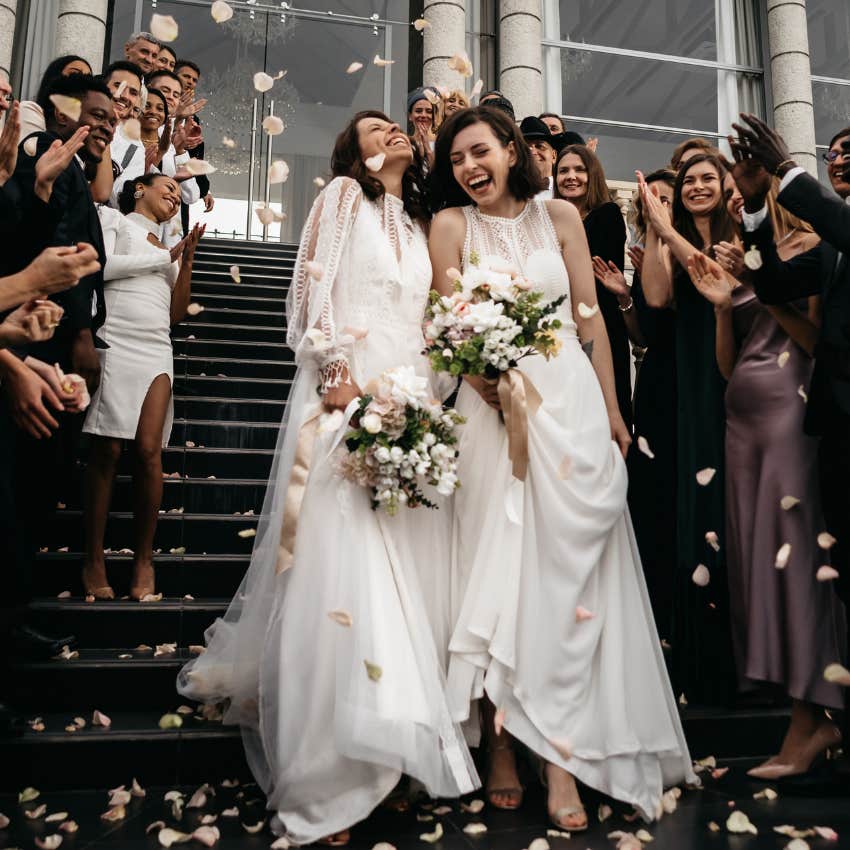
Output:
top-left (286, 176), bottom-right (363, 393)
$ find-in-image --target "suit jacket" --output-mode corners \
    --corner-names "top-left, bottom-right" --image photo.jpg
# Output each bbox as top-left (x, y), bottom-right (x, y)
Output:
top-left (747, 171), bottom-right (850, 434)
top-left (4, 131), bottom-right (107, 365)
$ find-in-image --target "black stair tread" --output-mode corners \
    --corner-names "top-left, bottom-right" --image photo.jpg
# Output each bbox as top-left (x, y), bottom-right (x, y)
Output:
top-left (184, 306), bottom-right (284, 317)
top-left (30, 598), bottom-right (230, 613)
top-left (49, 510), bottom-right (257, 522)
top-left (174, 355), bottom-right (293, 367)
top-left (164, 446), bottom-right (274, 455)
top-left (38, 551), bottom-right (253, 562)
top-left (178, 321), bottom-right (285, 333)
top-left (173, 419), bottom-right (280, 430)
top-left (175, 375), bottom-right (291, 385)
top-left (182, 293), bottom-right (287, 306)
top-left (13, 647), bottom-right (195, 669)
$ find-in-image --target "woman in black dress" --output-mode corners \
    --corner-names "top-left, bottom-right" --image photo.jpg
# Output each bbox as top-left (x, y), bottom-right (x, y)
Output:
top-left (554, 144), bottom-right (631, 429)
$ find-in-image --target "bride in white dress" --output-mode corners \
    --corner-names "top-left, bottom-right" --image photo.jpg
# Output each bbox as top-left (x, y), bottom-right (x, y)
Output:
top-left (177, 111), bottom-right (479, 845)
top-left (428, 107), bottom-right (696, 828)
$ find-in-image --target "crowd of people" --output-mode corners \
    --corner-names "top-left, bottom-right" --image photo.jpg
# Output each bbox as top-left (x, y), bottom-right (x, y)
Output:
top-left (0, 34), bottom-right (848, 847)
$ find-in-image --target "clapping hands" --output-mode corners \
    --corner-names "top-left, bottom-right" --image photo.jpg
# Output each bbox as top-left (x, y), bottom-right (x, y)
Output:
top-left (0, 300), bottom-right (64, 347)
top-left (686, 253), bottom-right (734, 310)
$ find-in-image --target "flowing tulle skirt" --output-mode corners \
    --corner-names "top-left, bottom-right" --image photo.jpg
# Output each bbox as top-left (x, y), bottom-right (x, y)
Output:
top-left (447, 331), bottom-right (697, 820)
top-left (177, 367), bottom-right (479, 844)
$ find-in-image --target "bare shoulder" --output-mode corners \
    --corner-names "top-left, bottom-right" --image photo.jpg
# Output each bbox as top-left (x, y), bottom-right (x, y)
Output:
top-left (543, 198), bottom-right (582, 228)
top-left (430, 207), bottom-right (467, 242)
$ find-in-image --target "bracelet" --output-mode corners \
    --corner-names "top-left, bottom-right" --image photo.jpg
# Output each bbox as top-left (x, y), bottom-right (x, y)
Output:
top-left (618, 297), bottom-right (634, 313)
top-left (774, 158), bottom-right (796, 176)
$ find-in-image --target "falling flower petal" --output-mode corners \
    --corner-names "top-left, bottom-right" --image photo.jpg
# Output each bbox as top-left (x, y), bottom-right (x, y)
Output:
top-left (253, 72), bottom-right (275, 92)
top-left (222, 136), bottom-right (236, 149)
top-left (461, 799), bottom-right (485, 814)
top-left (471, 79), bottom-right (484, 99)
top-left (774, 826), bottom-right (815, 838)
top-left (528, 840), bottom-right (550, 850)
top-left (546, 830), bottom-right (571, 839)
top-left (781, 495), bottom-right (800, 510)
top-left (55, 645), bottom-right (79, 660)
top-left (598, 804), bottom-right (613, 823)
top-left (159, 713), bottom-right (184, 729)
top-left (314, 177), bottom-right (326, 188)
top-left (255, 205), bottom-right (276, 226)
top-left (753, 788), bottom-right (778, 800)
top-left (131, 778), bottom-right (145, 798)
top-left (637, 436), bottom-right (655, 458)
top-left (818, 531), bottom-right (837, 549)
top-left (150, 13), bottom-right (178, 42)
top-left (35, 837), bottom-right (62, 850)
top-left (413, 18), bottom-right (430, 30)
top-left (824, 663), bottom-right (850, 686)
top-left (186, 303), bottom-right (204, 316)
top-left (373, 55), bottom-right (395, 67)
top-left (49, 94), bottom-right (82, 122)
top-left (45, 812), bottom-right (68, 823)
top-left (775, 542), bottom-right (791, 569)
top-left (147, 821), bottom-right (167, 834)
top-left (577, 301), bottom-right (599, 318)
top-left (705, 531), bottom-right (720, 552)
top-left (24, 136), bottom-right (38, 156)
top-left (241, 821), bottom-right (265, 834)
top-left (25, 804), bottom-right (47, 819)
top-left (268, 160), bottom-right (290, 184)
top-left (346, 62), bottom-right (363, 74)
top-left (447, 51), bottom-right (473, 77)
top-left (109, 789), bottom-right (131, 807)
top-left (777, 350), bottom-right (790, 368)
top-left (696, 467), bottom-right (716, 486)
top-left (141, 593), bottom-right (163, 602)
top-left (186, 787), bottom-right (208, 809)
top-left (364, 660), bottom-right (383, 681)
top-left (708, 821), bottom-right (720, 832)
top-left (817, 565), bottom-right (839, 582)
top-left (262, 115), bottom-right (285, 136)
top-left (59, 821), bottom-right (78, 833)
top-left (423, 89), bottom-right (440, 104)
top-left (692, 564), bottom-right (710, 586)
top-left (575, 605), bottom-right (594, 622)
top-left (726, 811), bottom-right (758, 835)
top-left (158, 827), bottom-right (192, 847)
top-left (493, 707), bottom-right (506, 736)
top-left (123, 118), bottom-right (141, 141)
top-left (813, 826), bottom-right (839, 840)
top-left (420, 823), bottom-right (443, 843)
top-left (798, 384), bottom-right (808, 401)
top-left (56, 590), bottom-right (72, 598)
top-left (327, 609), bottom-right (353, 626)
top-left (101, 805), bottom-right (126, 822)
top-left (463, 823), bottom-right (487, 835)
top-left (211, 1), bottom-right (234, 23)
top-left (184, 159), bottom-right (217, 176)
top-left (238, 528), bottom-right (256, 539)
top-left (92, 710), bottom-right (111, 728)
top-left (191, 826), bottom-right (220, 847)
top-left (365, 153), bottom-right (386, 172)
top-left (176, 705), bottom-right (194, 715)
top-left (711, 767), bottom-right (729, 779)
top-left (744, 246), bottom-right (763, 270)
top-left (154, 643), bottom-right (177, 656)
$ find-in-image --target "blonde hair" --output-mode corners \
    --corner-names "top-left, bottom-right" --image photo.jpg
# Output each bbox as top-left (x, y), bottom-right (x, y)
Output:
top-left (766, 178), bottom-right (814, 241)
top-left (434, 89), bottom-right (470, 129)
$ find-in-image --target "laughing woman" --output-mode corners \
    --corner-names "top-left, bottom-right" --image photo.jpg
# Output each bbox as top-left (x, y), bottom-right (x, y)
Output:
top-left (177, 111), bottom-right (478, 846)
top-left (428, 106), bottom-right (695, 829)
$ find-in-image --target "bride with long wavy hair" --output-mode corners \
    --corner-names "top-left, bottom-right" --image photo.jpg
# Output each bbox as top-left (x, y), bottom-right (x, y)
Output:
top-left (177, 110), bottom-right (479, 846)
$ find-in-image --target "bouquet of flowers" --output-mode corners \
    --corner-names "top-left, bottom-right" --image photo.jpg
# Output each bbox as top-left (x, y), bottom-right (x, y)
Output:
top-left (423, 252), bottom-right (566, 379)
top-left (338, 365), bottom-right (464, 515)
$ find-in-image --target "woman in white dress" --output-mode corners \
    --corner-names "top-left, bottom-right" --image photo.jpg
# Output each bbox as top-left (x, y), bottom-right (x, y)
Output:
top-left (177, 111), bottom-right (479, 846)
top-left (428, 107), bottom-right (696, 828)
top-left (81, 174), bottom-right (203, 600)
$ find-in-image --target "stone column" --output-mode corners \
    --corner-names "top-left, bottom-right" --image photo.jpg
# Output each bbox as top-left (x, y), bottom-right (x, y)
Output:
top-left (766, 0), bottom-right (817, 175)
top-left (54, 0), bottom-right (110, 74)
top-left (0, 0), bottom-right (17, 81)
top-left (423, 0), bottom-right (467, 91)
top-left (499, 0), bottom-right (543, 120)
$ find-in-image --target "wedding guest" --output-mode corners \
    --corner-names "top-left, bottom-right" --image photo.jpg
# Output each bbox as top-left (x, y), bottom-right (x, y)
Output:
top-left (19, 55), bottom-right (93, 140)
top-left (407, 87), bottom-right (435, 165)
top-left (443, 90), bottom-right (469, 118)
top-left (670, 136), bottom-right (723, 171)
top-left (124, 31), bottom-right (161, 75)
top-left (82, 175), bottom-right (202, 600)
top-left (640, 153), bottom-right (738, 703)
top-left (520, 116), bottom-right (561, 200)
top-left (539, 112), bottom-right (566, 134)
top-left (479, 91), bottom-right (515, 121)
top-left (156, 44), bottom-right (177, 72)
top-left (554, 143), bottom-right (631, 429)
top-left (101, 61), bottom-right (145, 205)
top-left (730, 113), bottom-right (850, 777)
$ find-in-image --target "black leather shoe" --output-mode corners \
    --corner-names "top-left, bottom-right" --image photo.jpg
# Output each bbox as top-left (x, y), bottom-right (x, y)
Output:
top-left (9, 625), bottom-right (77, 660)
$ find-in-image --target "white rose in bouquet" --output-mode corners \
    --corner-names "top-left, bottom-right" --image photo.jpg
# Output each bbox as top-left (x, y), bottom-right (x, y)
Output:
top-left (361, 412), bottom-right (383, 434)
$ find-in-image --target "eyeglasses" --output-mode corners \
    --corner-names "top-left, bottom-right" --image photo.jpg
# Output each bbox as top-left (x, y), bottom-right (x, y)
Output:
top-left (822, 149), bottom-right (849, 163)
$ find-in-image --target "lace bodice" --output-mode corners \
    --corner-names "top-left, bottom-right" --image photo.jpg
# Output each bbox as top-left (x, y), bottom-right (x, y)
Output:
top-left (461, 201), bottom-right (574, 329)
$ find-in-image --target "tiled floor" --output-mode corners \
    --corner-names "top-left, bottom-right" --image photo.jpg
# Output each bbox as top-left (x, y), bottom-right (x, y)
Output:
top-left (1, 759), bottom-right (848, 850)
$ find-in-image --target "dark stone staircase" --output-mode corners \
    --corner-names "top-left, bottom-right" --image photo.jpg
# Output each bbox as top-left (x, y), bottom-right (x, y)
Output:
top-left (0, 237), bottom-right (791, 794)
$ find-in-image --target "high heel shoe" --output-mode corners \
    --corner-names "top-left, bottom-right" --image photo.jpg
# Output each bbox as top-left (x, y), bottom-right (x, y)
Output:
top-left (81, 566), bottom-right (115, 600)
top-left (130, 562), bottom-right (156, 601)
top-left (747, 725), bottom-right (842, 781)
top-left (538, 760), bottom-right (588, 832)
top-left (486, 743), bottom-right (524, 810)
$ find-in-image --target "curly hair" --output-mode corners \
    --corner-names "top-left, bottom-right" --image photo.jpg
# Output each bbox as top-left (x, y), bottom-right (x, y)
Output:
top-left (330, 110), bottom-right (429, 225)
top-left (428, 106), bottom-right (546, 212)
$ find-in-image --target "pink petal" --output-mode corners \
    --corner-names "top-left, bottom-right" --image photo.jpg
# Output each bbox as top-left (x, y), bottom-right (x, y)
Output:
top-left (818, 531), bottom-right (837, 550)
top-left (373, 55), bottom-right (395, 67)
top-left (413, 18), bottom-right (430, 30)
top-left (575, 605), bottom-right (594, 622)
top-left (696, 467), bottom-right (716, 486)
top-left (253, 72), bottom-right (274, 92)
top-left (692, 564), bottom-right (710, 586)
top-left (775, 542), bottom-right (791, 569)
top-left (211, 1), bottom-right (234, 23)
top-left (262, 116), bottom-right (284, 136)
top-left (92, 710), bottom-right (111, 728)
top-left (814, 826), bottom-right (839, 841)
top-left (637, 436), bottom-right (655, 458)
top-left (346, 62), bottom-right (363, 74)
top-left (493, 707), bottom-right (505, 736)
top-left (817, 565), bottom-right (839, 582)
top-left (705, 531), bottom-right (720, 552)
top-left (365, 153), bottom-right (386, 172)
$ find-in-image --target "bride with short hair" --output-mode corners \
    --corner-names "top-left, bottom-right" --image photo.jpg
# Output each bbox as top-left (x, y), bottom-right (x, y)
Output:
top-left (178, 110), bottom-right (478, 846)
top-left (428, 106), bottom-right (696, 828)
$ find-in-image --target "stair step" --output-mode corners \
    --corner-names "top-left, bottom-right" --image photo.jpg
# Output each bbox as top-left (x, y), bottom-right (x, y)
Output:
top-left (172, 338), bottom-right (291, 362)
top-left (173, 395), bottom-right (286, 423)
top-left (181, 306), bottom-right (285, 328)
top-left (175, 355), bottom-right (295, 381)
top-left (182, 293), bottom-right (288, 313)
top-left (175, 322), bottom-right (285, 342)
top-left (190, 279), bottom-right (290, 299)
top-left (158, 447), bottom-right (274, 479)
top-left (172, 374), bottom-right (292, 401)
top-left (171, 419), bottom-right (281, 450)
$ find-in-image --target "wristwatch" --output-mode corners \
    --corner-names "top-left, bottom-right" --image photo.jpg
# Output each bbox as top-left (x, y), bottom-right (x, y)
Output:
top-left (618, 297), bottom-right (634, 313)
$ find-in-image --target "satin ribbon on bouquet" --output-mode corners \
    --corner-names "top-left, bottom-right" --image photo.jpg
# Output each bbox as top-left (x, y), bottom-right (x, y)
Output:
top-left (276, 398), bottom-right (361, 574)
top-left (495, 368), bottom-right (542, 482)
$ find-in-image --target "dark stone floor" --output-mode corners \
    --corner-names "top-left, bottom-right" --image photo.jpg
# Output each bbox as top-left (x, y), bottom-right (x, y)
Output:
top-left (1, 758), bottom-right (848, 850)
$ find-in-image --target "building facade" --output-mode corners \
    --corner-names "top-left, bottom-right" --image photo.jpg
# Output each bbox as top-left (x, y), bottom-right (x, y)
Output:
top-left (2, 0), bottom-right (848, 238)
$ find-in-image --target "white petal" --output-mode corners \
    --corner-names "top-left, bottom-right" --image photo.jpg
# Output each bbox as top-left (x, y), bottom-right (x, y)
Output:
top-left (637, 436), bottom-right (655, 458)
top-left (25, 803), bottom-right (47, 818)
top-left (253, 72), bottom-right (275, 92)
top-left (59, 821), bottom-right (78, 833)
top-left (271, 839), bottom-right (292, 849)
top-left (346, 62), bottom-right (364, 74)
top-left (743, 246), bottom-right (763, 270)
top-left (241, 821), bottom-right (265, 833)
top-left (131, 778), bottom-right (146, 798)
top-left (463, 823), bottom-right (487, 835)
top-left (817, 565), bottom-right (839, 582)
top-left (708, 821), bottom-right (720, 832)
top-left (109, 789), bottom-right (131, 807)
top-left (777, 350), bottom-right (790, 368)
top-left (314, 177), bottom-right (326, 188)
top-left (695, 755), bottom-right (717, 771)
top-left (696, 467), bottom-right (716, 486)
top-left (262, 116), bottom-right (285, 136)
top-left (780, 495), bottom-right (800, 510)
top-left (92, 709), bottom-right (111, 727)
top-left (365, 153), bottom-right (386, 172)
top-left (222, 136), bottom-right (236, 149)
top-left (813, 826), bottom-right (838, 840)
top-left (49, 95), bottom-right (82, 122)
top-left (546, 830), bottom-right (571, 839)
top-left (176, 705), bottom-right (194, 715)
top-left (775, 542), bottom-right (791, 569)
top-left (447, 51), bottom-right (473, 77)
top-left (432, 806), bottom-right (452, 816)
top-left (184, 159), bottom-right (217, 176)
top-left (140, 593), bottom-right (163, 602)
top-left (158, 827), bottom-right (192, 847)
top-left (186, 787), bottom-right (207, 808)
top-left (35, 837), bottom-right (63, 850)
top-left (191, 826), bottom-right (220, 847)
top-left (150, 14), bottom-right (179, 42)
top-left (575, 605), bottom-right (594, 622)
top-left (471, 79), bottom-right (484, 99)
top-left (461, 799), bottom-right (484, 814)
top-left (413, 18), bottom-right (430, 30)
top-left (373, 55), bottom-right (395, 67)
top-left (824, 663), bottom-right (850, 686)
top-left (753, 787), bottom-right (778, 800)
top-left (692, 564), bottom-right (710, 586)
top-left (327, 609), bottom-right (353, 627)
top-left (255, 206), bottom-right (275, 226)
top-left (786, 840), bottom-right (811, 850)
top-left (186, 303), bottom-right (204, 316)
top-left (577, 301), bottom-right (599, 318)
top-left (24, 136), bottom-right (38, 156)
top-left (101, 805), bottom-right (126, 822)
top-left (818, 531), bottom-right (837, 549)
top-left (211, 1), bottom-right (234, 23)
top-left (798, 385), bottom-right (808, 402)
top-left (705, 531), bottom-right (720, 552)
top-left (598, 804), bottom-right (612, 823)
top-left (635, 830), bottom-right (654, 843)
top-left (726, 811), bottom-right (758, 835)
top-left (45, 812), bottom-right (69, 823)
top-left (420, 823), bottom-right (444, 843)
top-left (229, 265), bottom-right (241, 283)
top-left (221, 807), bottom-right (239, 817)
top-left (147, 821), bottom-right (167, 834)
top-left (123, 118), bottom-right (141, 142)
top-left (268, 160), bottom-right (290, 184)
top-left (237, 528), bottom-right (256, 539)
top-left (158, 713), bottom-right (184, 729)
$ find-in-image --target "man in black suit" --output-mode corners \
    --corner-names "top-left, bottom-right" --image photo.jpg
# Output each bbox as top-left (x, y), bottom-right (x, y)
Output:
top-left (175, 60), bottom-right (213, 235)
top-left (730, 114), bottom-right (850, 784)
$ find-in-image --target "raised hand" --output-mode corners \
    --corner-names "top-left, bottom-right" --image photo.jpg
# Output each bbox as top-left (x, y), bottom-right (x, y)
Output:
top-left (727, 136), bottom-right (773, 212)
top-left (730, 113), bottom-right (793, 175)
top-left (586, 137), bottom-right (599, 154)
top-left (636, 170), bottom-right (672, 237)
top-left (144, 142), bottom-right (162, 173)
top-left (203, 193), bottom-right (215, 212)
top-left (686, 252), bottom-right (733, 309)
top-left (183, 118), bottom-right (203, 150)
top-left (627, 245), bottom-right (645, 276)
top-left (591, 256), bottom-right (629, 297)
top-left (169, 234), bottom-right (189, 263)
top-left (714, 241), bottom-right (745, 278)
top-left (0, 100), bottom-right (21, 186)
top-left (33, 126), bottom-right (90, 201)
top-left (182, 222), bottom-right (205, 265)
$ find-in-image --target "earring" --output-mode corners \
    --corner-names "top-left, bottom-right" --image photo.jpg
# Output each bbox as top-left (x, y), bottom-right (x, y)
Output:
top-left (134, 190), bottom-right (144, 199)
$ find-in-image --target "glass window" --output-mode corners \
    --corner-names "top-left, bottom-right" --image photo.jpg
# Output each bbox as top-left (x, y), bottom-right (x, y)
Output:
top-left (807, 0), bottom-right (850, 80)
top-left (813, 81), bottom-right (850, 146)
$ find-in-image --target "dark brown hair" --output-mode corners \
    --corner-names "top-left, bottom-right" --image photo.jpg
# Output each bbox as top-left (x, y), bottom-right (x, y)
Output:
top-left (330, 110), bottom-right (428, 225)
top-left (629, 167), bottom-right (676, 244)
top-left (553, 144), bottom-right (613, 212)
top-left (428, 106), bottom-right (546, 212)
top-left (672, 153), bottom-right (738, 257)
top-left (670, 137), bottom-right (723, 171)
top-left (828, 126), bottom-right (850, 149)
top-left (117, 172), bottom-right (170, 214)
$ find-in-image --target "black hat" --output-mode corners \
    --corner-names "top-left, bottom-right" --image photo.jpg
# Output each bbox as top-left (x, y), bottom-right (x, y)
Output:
top-left (520, 116), bottom-right (566, 150)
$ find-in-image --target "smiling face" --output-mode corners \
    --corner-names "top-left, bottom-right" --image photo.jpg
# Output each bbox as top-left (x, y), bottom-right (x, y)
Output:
top-left (148, 75), bottom-right (181, 114)
top-left (51, 90), bottom-right (117, 162)
top-left (680, 160), bottom-right (722, 216)
top-left (444, 95), bottom-right (465, 116)
top-left (527, 139), bottom-right (556, 183)
top-left (106, 70), bottom-right (142, 121)
top-left (449, 120), bottom-right (517, 206)
top-left (724, 172), bottom-right (744, 223)
top-left (356, 115), bottom-right (413, 169)
top-left (156, 48), bottom-right (176, 72)
top-left (408, 99), bottom-right (433, 134)
top-left (176, 65), bottom-right (199, 95)
top-left (555, 152), bottom-right (588, 203)
top-left (125, 38), bottom-right (160, 74)
top-left (827, 133), bottom-right (850, 198)
top-left (135, 175), bottom-right (180, 223)
top-left (141, 92), bottom-right (167, 131)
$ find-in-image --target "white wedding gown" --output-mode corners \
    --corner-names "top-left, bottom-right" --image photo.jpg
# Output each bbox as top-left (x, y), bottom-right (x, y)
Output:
top-left (447, 200), bottom-right (696, 820)
top-left (177, 177), bottom-right (479, 844)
